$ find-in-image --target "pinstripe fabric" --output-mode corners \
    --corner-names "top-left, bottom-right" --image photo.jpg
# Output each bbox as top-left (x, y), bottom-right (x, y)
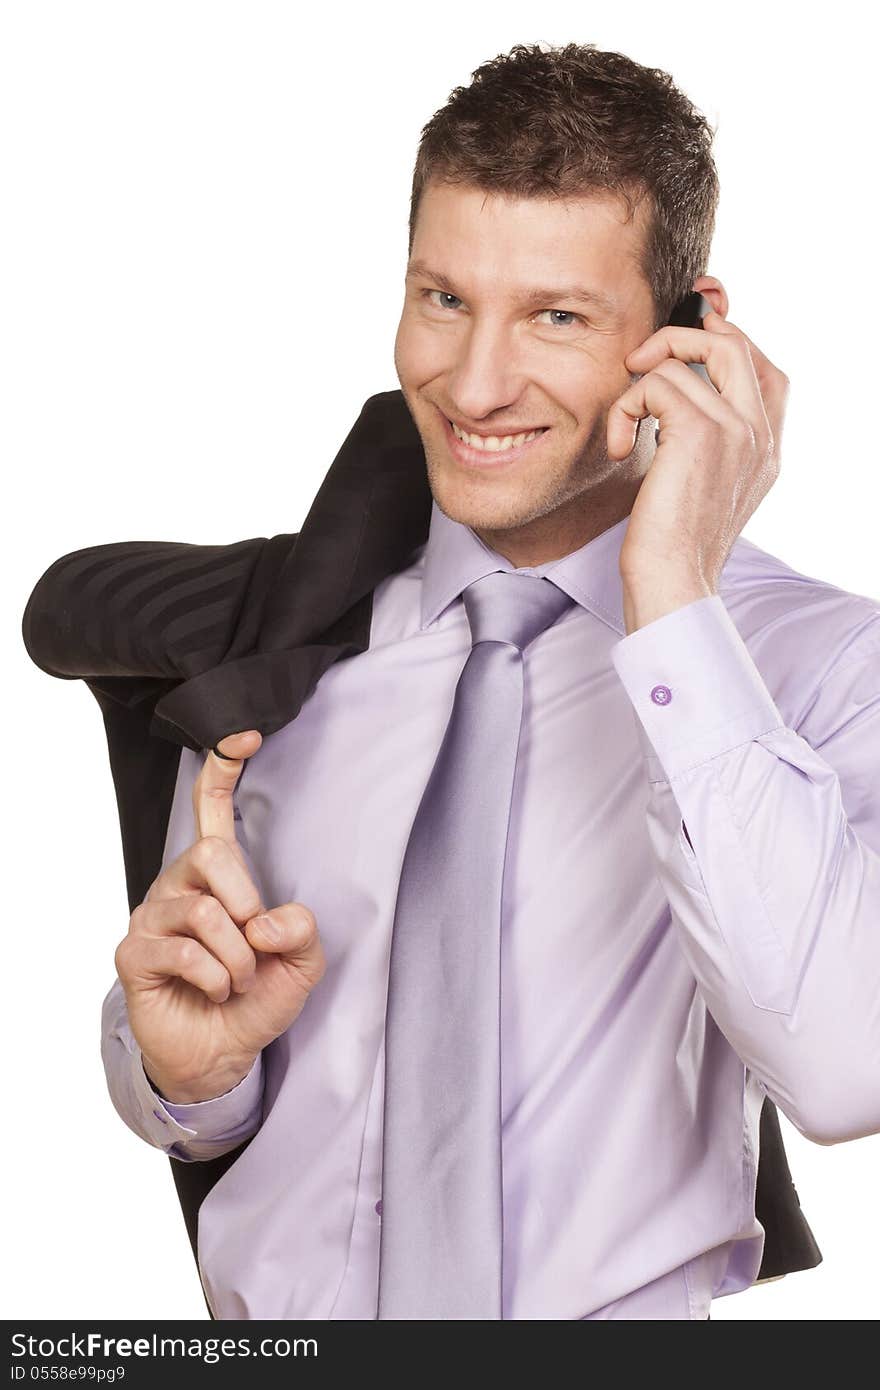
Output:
top-left (24, 538), bottom-right (266, 681)
top-left (20, 388), bottom-right (822, 1308)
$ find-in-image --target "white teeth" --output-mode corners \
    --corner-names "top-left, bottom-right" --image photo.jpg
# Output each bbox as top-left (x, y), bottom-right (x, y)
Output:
top-left (451, 421), bottom-right (545, 451)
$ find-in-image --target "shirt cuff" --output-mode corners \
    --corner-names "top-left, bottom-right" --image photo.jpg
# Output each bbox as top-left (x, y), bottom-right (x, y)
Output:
top-left (611, 594), bottom-right (784, 783)
top-left (136, 1047), bottom-right (265, 1146)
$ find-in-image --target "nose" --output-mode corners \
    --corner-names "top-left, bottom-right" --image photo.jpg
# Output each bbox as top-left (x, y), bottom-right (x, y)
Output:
top-left (446, 322), bottom-right (529, 426)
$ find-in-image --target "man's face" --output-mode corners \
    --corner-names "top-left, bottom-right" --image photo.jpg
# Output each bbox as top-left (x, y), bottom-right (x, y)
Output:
top-left (394, 179), bottom-right (659, 565)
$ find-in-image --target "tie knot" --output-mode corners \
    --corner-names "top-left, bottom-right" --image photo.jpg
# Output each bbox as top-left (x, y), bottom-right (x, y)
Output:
top-left (462, 571), bottom-right (575, 653)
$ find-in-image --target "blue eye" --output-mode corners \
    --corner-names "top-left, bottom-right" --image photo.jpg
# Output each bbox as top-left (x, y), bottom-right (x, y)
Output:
top-left (424, 290), bottom-right (463, 310)
top-left (535, 310), bottom-right (583, 328)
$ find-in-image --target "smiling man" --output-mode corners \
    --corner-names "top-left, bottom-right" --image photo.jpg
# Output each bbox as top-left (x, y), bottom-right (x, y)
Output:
top-left (24, 41), bottom-right (880, 1322)
top-left (397, 183), bottom-right (662, 565)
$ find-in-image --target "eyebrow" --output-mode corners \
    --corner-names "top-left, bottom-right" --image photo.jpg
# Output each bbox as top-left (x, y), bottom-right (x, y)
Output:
top-left (405, 258), bottom-right (619, 315)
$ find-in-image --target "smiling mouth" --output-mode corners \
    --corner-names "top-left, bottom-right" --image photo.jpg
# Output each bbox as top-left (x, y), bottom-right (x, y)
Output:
top-left (440, 411), bottom-right (550, 466)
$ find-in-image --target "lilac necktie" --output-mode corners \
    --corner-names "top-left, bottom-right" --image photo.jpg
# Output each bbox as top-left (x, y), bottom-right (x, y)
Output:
top-left (377, 570), bottom-right (575, 1319)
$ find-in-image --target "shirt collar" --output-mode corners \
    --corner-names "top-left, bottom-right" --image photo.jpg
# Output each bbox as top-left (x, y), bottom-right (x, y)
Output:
top-left (419, 497), bottom-right (630, 637)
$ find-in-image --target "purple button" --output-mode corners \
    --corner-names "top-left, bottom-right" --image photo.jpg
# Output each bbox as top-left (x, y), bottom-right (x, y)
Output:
top-left (650, 684), bottom-right (672, 706)
top-left (375, 1199), bottom-right (383, 1216)
top-left (152, 1109), bottom-right (168, 1125)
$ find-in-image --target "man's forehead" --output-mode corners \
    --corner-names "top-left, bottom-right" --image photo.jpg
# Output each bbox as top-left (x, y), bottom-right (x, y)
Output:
top-left (412, 180), bottom-right (649, 284)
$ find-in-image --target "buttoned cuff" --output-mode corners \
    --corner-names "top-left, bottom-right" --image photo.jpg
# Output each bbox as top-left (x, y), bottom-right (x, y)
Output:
top-left (611, 594), bottom-right (784, 783)
top-left (139, 1048), bottom-right (265, 1143)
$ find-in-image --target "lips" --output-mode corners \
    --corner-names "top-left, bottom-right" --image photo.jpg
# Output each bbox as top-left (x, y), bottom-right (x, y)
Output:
top-left (440, 410), bottom-right (550, 469)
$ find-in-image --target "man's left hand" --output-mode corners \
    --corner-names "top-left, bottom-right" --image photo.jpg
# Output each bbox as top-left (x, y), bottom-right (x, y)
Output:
top-left (609, 310), bottom-right (789, 628)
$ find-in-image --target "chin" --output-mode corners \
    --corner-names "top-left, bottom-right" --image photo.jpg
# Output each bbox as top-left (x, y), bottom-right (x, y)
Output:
top-left (426, 464), bottom-right (538, 535)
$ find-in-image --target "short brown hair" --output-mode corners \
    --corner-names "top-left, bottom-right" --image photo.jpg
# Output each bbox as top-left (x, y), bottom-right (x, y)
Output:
top-left (407, 42), bottom-right (720, 331)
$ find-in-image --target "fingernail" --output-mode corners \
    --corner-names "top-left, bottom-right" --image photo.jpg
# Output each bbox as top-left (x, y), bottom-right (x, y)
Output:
top-left (254, 915), bottom-right (281, 943)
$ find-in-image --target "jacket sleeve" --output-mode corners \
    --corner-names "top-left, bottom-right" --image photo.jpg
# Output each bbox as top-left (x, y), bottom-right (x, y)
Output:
top-left (611, 593), bottom-right (880, 1147)
top-left (21, 536), bottom-right (269, 686)
top-left (100, 745), bottom-right (266, 1163)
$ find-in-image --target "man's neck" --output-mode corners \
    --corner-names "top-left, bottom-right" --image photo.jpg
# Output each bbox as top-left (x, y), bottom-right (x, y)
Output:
top-left (472, 479), bottom-right (642, 569)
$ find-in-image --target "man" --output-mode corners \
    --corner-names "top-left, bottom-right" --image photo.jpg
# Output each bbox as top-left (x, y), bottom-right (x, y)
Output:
top-left (23, 42), bottom-right (878, 1320)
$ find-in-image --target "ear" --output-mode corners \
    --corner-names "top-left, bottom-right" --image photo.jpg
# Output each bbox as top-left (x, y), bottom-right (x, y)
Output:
top-left (693, 275), bottom-right (729, 319)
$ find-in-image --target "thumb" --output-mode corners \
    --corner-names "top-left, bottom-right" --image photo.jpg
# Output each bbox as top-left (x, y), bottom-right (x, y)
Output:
top-left (245, 904), bottom-right (323, 968)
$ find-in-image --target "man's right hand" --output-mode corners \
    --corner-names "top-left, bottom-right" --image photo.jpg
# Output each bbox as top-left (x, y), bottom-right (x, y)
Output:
top-left (114, 730), bottom-right (326, 1103)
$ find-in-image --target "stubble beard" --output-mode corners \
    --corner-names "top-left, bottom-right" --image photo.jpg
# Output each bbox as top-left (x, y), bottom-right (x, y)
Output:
top-left (424, 408), bottom-right (623, 538)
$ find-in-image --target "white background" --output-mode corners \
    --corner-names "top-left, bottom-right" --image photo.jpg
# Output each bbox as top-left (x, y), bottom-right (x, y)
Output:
top-left (3, 1), bottom-right (878, 1321)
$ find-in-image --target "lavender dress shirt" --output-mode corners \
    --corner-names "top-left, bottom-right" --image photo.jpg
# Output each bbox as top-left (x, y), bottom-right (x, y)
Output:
top-left (101, 498), bottom-right (880, 1319)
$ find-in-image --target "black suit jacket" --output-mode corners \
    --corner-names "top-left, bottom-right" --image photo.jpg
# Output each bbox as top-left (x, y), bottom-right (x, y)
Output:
top-left (21, 387), bottom-right (822, 1311)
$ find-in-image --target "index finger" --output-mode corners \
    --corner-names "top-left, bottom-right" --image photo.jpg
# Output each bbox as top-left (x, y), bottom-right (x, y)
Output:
top-left (193, 729), bottom-right (263, 842)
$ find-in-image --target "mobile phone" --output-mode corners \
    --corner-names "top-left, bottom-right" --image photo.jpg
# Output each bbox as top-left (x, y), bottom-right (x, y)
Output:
top-left (667, 289), bottom-right (713, 381)
top-left (667, 289), bottom-right (713, 331)
top-left (653, 289), bottom-right (714, 441)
